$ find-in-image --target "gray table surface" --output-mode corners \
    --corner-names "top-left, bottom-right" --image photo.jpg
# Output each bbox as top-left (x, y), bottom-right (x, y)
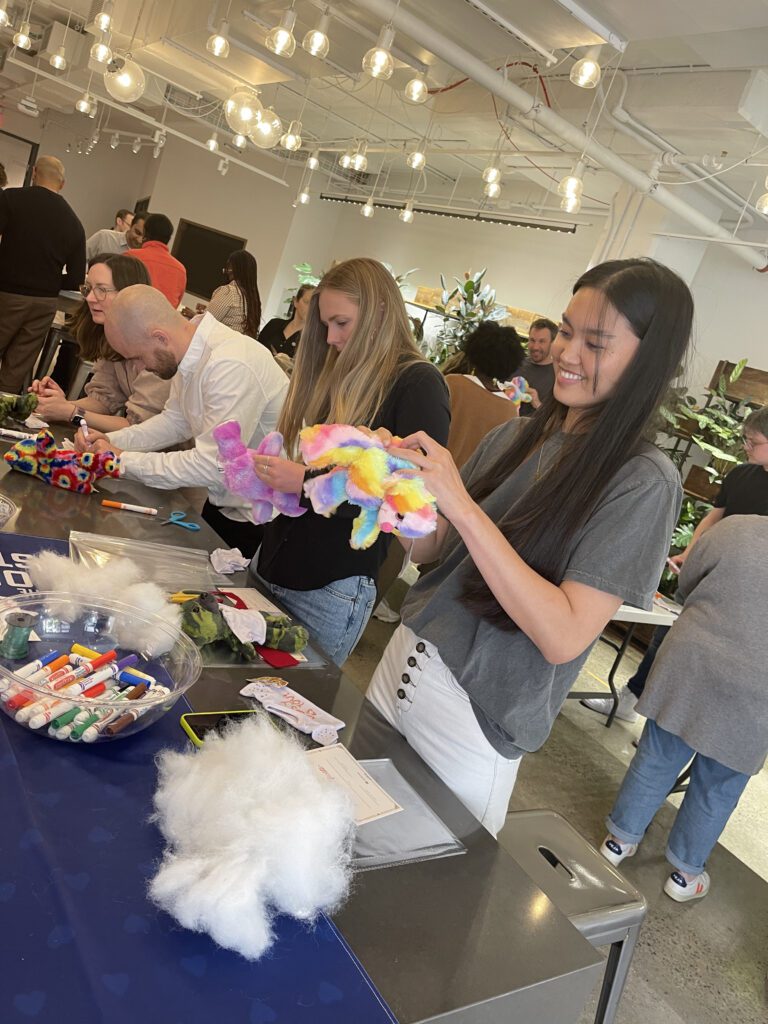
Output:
top-left (0, 451), bottom-right (603, 1024)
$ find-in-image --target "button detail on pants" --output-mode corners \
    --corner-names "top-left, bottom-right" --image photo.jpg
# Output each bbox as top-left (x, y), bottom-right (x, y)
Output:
top-left (401, 673), bottom-right (410, 684)
top-left (397, 688), bottom-right (406, 700)
top-left (407, 656), bottom-right (417, 667)
top-left (415, 642), bottom-right (426, 653)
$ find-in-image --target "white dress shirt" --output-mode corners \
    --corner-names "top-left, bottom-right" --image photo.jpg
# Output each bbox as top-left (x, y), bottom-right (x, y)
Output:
top-left (107, 313), bottom-right (288, 522)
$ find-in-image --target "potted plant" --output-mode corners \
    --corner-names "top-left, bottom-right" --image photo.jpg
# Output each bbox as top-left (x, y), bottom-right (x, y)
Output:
top-left (425, 268), bottom-right (507, 365)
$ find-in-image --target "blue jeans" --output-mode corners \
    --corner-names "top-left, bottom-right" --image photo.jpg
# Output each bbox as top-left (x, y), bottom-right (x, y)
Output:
top-left (607, 719), bottom-right (751, 875)
top-left (254, 572), bottom-right (376, 667)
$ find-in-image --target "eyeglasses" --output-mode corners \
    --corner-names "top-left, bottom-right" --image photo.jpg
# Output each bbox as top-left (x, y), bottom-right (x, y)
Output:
top-left (80, 283), bottom-right (118, 301)
top-left (742, 435), bottom-right (768, 450)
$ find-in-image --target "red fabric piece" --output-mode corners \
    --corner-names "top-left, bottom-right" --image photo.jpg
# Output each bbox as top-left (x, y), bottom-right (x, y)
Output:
top-left (253, 645), bottom-right (300, 669)
top-left (127, 241), bottom-right (187, 308)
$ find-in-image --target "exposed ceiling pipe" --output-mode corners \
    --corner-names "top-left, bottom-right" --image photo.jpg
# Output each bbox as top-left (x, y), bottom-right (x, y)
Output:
top-left (608, 103), bottom-right (759, 227)
top-left (354, 0), bottom-right (768, 271)
top-left (552, 0), bottom-right (627, 52)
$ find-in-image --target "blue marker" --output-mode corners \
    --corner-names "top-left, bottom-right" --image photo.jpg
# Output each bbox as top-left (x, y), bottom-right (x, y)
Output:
top-left (12, 650), bottom-right (61, 681)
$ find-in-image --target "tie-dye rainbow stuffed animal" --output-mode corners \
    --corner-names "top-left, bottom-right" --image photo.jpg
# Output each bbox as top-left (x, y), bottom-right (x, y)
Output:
top-left (502, 375), bottom-right (532, 408)
top-left (4, 429), bottom-right (120, 494)
top-left (299, 424), bottom-right (437, 550)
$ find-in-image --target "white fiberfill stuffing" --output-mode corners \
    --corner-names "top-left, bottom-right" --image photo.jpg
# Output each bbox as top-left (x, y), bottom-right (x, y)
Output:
top-left (148, 715), bottom-right (355, 960)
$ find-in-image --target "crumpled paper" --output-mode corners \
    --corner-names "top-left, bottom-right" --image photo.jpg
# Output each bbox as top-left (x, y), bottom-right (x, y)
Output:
top-left (210, 547), bottom-right (251, 574)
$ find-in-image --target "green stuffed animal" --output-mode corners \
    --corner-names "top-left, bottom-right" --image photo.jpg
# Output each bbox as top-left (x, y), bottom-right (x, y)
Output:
top-left (0, 392), bottom-right (38, 426)
top-left (178, 594), bottom-right (309, 660)
top-left (180, 593), bottom-right (258, 661)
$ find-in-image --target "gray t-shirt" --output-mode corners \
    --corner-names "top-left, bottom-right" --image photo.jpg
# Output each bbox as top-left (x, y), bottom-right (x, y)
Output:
top-left (403, 420), bottom-right (682, 759)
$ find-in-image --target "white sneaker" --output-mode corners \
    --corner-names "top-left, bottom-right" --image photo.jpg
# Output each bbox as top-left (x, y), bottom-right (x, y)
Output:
top-left (581, 687), bottom-right (639, 723)
top-left (600, 836), bottom-right (638, 866)
top-left (664, 870), bottom-right (710, 903)
top-left (373, 599), bottom-right (400, 623)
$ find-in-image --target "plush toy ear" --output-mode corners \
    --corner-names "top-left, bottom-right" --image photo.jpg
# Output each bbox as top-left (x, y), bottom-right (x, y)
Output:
top-left (36, 430), bottom-right (57, 455)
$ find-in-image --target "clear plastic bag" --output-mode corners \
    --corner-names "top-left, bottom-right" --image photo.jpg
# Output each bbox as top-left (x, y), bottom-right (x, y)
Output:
top-left (353, 759), bottom-right (466, 870)
top-left (69, 532), bottom-right (225, 593)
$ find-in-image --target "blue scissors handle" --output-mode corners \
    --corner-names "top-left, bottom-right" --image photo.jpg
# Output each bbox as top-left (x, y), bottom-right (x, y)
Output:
top-left (161, 510), bottom-right (201, 531)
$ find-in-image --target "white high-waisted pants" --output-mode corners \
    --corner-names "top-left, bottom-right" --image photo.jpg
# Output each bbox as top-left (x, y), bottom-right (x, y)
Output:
top-left (367, 624), bottom-right (521, 837)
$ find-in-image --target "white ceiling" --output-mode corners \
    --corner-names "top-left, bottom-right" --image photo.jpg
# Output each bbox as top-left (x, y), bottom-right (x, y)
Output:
top-left (1, 0), bottom-right (768, 229)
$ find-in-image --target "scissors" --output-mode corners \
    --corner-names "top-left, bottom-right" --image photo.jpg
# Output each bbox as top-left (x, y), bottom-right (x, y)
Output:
top-left (160, 510), bottom-right (201, 532)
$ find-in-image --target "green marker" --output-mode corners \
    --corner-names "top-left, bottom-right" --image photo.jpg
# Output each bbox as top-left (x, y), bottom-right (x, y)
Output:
top-left (70, 712), bottom-right (100, 741)
top-left (50, 706), bottom-right (80, 730)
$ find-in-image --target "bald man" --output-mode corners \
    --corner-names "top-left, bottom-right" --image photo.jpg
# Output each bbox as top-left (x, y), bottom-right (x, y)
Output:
top-left (0, 156), bottom-right (86, 393)
top-left (76, 285), bottom-right (288, 555)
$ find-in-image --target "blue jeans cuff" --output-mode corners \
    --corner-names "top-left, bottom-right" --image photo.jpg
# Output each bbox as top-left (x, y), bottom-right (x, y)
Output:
top-left (665, 843), bottom-right (705, 876)
top-left (605, 814), bottom-right (644, 846)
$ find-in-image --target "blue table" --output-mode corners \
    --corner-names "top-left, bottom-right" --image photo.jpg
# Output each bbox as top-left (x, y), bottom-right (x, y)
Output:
top-left (0, 704), bottom-right (397, 1024)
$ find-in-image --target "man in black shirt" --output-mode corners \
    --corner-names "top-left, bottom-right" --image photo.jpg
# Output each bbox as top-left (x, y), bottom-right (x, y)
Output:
top-left (0, 156), bottom-right (85, 393)
top-left (519, 317), bottom-right (557, 416)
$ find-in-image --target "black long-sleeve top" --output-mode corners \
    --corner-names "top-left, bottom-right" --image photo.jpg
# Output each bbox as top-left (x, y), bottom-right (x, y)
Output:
top-left (257, 361), bottom-right (451, 590)
top-left (0, 185), bottom-right (86, 296)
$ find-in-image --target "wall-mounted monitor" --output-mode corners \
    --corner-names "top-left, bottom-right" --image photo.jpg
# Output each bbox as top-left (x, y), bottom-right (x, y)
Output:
top-left (171, 219), bottom-right (247, 300)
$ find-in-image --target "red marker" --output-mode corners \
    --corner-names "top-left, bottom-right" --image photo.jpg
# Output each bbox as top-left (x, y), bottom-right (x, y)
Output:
top-left (48, 650), bottom-right (117, 691)
top-left (4, 655), bottom-right (71, 712)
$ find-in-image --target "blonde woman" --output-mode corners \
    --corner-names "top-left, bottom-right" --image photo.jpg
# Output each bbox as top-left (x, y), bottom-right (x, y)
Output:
top-left (251, 257), bottom-right (450, 666)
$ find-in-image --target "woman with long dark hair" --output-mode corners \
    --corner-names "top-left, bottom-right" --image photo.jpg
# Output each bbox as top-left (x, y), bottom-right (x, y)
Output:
top-left (207, 249), bottom-right (262, 339)
top-left (367, 258), bottom-right (692, 836)
top-left (30, 253), bottom-right (171, 432)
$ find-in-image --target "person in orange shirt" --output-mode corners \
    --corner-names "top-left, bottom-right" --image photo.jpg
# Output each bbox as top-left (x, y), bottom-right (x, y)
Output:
top-left (127, 213), bottom-right (186, 308)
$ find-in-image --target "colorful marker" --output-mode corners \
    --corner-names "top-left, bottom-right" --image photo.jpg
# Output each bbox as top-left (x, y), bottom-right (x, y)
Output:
top-left (104, 685), bottom-right (169, 737)
top-left (47, 650), bottom-right (116, 691)
top-left (19, 656), bottom-right (135, 726)
top-left (26, 678), bottom-right (119, 729)
top-left (76, 683), bottom-right (148, 743)
top-left (11, 650), bottom-right (62, 681)
top-left (1, 653), bottom-right (68, 698)
top-left (3, 655), bottom-right (71, 710)
top-left (70, 644), bottom-right (156, 686)
top-left (101, 500), bottom-right (158, 517)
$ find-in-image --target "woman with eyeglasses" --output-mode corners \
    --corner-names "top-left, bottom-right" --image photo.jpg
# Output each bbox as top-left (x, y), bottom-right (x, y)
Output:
top-left (29, 253), bottom-right (172, 432)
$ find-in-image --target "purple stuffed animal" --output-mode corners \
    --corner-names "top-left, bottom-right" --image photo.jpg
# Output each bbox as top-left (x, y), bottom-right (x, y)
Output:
top-left (212, 421), bottom-right (306, 525)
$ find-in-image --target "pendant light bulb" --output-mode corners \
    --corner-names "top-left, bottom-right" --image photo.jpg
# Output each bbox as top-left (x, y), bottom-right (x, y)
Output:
top-left (249, 108), bottom-right (282, 149)
top-left (570, 57), bottom-right (601, 89)
top-left (351, 141), bottom-right (368, 173)
top-left (756, 193), bottom-right (768, 215)
top-left (266, 10), bottom-right (297, 58)
top-left (205, 132), bottom-right (219, 153)
top-left (560, 193), bottom-right (581, 213)
top-left (297, 189), bottom-right (311, 205)
top-left (94, 1), bottom-right (114, 33)
top-left (482, 164), bottom-right (501, 185)
top-left (50, 46), bottom-right (68, 71)
top-left (0, 3), bottom-right (10, 29)
top-left (339, 150), bottom-right (353, 170)
top-left (90, 35), bottom-right (113, 64)
top-left (13, 22), bottom-right (32, 50)
top-left (307, 150), bottom-right (320, 170)
top-left (404, 74), bottom-right (428, 104)
top-left (399, 200), bottom-right (414, 223)
top-left (361, 199), bottom-right (375, 218)
top-left (362, 25), bottom-right (395, 80)
top-left (224, 89), bottom-right (263, 135)
top-left (406, 147), bottom-right (426, 171)
top-left (483, 181), bottom-right (501, 198)
top-left (280, 120), bottom-right (303, 152)
top-left (104, 56), bottom-right (146, 102)
top-left (302, 13), bottom-right (331, 59)
top-left (75, 92), bottom-right (95, 115)
top-left (206, 21), bottom-right (230, 58)
top-left (558, 166), bottom-right (585, 199)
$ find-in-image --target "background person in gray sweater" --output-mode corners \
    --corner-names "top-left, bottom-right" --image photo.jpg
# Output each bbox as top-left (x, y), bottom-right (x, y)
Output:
top-left (600, 514), bottom-right (768, 902)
